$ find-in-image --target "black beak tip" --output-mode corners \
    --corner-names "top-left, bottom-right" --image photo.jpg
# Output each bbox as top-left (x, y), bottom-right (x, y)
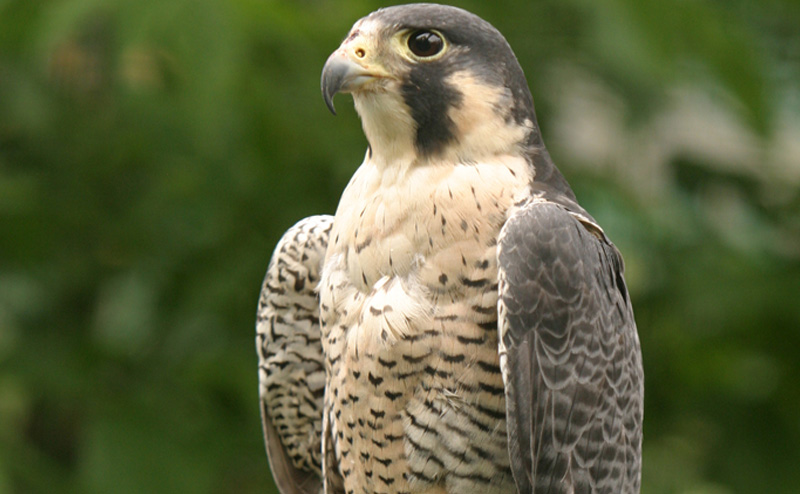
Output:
top-left (324, 96), bottom-right (337, 116)
top-left (321, 84), bottom-right (337, 116)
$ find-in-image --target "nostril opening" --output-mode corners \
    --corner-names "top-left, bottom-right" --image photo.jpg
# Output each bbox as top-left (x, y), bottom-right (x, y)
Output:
top-left (355, 48), bottom-right (366, 58)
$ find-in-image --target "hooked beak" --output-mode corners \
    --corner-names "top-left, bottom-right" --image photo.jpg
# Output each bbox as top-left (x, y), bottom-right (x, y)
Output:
top-left (320, 50), bottom-right (380, 115)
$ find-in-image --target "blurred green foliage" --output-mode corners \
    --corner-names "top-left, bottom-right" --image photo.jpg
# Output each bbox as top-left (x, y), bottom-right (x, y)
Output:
top-left (1, 0), bottom-right (799, 493)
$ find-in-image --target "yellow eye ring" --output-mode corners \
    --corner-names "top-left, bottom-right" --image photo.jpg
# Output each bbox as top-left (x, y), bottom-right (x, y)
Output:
top-left (401, 29), bottom-right (448, 61)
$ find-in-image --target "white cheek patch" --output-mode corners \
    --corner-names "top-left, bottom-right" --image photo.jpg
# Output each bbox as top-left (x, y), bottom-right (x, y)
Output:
top-left (444, 70), bottom-right (533, 161)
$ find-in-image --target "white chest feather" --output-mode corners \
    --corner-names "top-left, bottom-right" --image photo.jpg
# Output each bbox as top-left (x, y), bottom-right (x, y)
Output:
top-left (320, 155), bottom-right (530, 349)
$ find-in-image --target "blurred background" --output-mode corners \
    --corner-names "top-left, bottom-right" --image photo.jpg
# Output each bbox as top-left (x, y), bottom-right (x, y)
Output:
top-left (1, 0), bottom-right (799, 492)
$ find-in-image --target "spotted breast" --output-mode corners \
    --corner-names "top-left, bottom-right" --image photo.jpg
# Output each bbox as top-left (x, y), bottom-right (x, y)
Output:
top-left (319, 153), bottom-right (531, 494)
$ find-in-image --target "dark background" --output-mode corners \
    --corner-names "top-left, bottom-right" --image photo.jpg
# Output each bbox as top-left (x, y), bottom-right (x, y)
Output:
top-left (2, 0), bottom-right (799, 492)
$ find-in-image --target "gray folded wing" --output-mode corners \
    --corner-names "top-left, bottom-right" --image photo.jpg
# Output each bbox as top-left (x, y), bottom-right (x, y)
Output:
top-left (498, 199), bottom-right (643, 494)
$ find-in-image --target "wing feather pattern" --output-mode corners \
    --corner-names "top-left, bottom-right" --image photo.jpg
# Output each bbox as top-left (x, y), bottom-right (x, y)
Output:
top-left (498, 199), bottom-right (643, 494)
top-left (256, 215), bottom-right (335, 494)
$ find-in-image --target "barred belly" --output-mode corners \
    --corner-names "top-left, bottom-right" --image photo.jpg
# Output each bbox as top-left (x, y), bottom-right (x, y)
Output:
top-left (321, 269), bottom-right (515, 494)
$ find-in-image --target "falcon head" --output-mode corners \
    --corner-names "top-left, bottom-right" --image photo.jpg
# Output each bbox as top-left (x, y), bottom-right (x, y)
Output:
top-left (321, 3), bottom-right (545, 166)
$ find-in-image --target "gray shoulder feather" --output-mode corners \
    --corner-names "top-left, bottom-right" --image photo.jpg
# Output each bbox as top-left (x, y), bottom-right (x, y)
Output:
top-left (497, 199), bottom-right (643, 494)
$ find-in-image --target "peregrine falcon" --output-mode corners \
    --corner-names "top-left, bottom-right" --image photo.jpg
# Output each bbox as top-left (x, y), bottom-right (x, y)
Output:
top-left (256, 4), bottom-right (643, 494)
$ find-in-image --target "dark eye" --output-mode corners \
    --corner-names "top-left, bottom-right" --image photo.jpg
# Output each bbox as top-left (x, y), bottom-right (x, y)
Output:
top-left (408, 30), bottom-right (444, 58)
